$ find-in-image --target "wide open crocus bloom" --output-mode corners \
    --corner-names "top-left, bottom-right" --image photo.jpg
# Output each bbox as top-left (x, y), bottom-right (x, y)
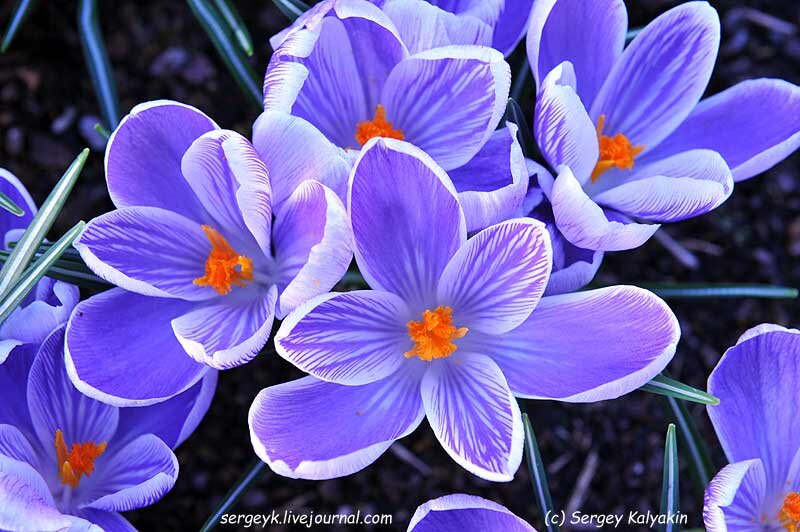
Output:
top-left (704, 324), bottom-right (800, 531)
top-left (0, 323), bottom-right (216, 531)
top-left (0, 169), bottom-right (78, 364)
top-left (263, 0), bottom-right (527, 231)
top-left (529, 0), bottom-right (800, 252)
top-left (408, 494), bottom-right (536, 532)
top-left (249, 138), bottom-right (680, 481)
top-left (65, 100), bottom-right (352, 406)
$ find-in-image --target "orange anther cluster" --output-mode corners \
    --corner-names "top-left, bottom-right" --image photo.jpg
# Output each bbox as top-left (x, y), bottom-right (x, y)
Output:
top-left (55, 429), bottom-right (107, 488)
top-left (194, 225), bottom-right (253, 296)
top-left (355, 104), bottom-right (405, 146)
top-left (591, 115), bottom-right (645, 183)
top-left (405, 306), bottom-right (468, 362)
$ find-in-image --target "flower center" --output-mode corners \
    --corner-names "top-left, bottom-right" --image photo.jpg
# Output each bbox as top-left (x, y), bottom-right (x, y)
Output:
top-left (55, 429), bottom-right (106, 488)
top-left (355, 104), bottom-right (405, 146)
top-left (193, 225), bottom-right (253, 296)
top-left (781, 492), bottom-right (800, 532)
top-left (404, 306), bottom-right (468, 362)
top-left (591, 114), bottom-right (645, 183)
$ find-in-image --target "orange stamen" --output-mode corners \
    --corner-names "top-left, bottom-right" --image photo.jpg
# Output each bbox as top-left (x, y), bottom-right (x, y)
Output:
top-left (781, 492), bottom-right (800, 532)
top-left (355, 104), bottom-right (405, 146)
top-left (55, 429), bottom-right (106, 488)
top-left (590, 114), bottom-right (645, 183)
top-left (193, 225), bottom-right (253, 296)
top-left (404, 306), bottom-right (468, 362)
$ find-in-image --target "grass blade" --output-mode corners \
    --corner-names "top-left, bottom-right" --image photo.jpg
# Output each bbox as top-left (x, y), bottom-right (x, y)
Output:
top-left (523, 413), bottom-right (561, 532)
top-left (187, 0), bottom-right (262, 110)
top-left (0, 149), bottom-right (88, 298)
top-left (0, 222), bottom-right (84, 324)
top-left (658, 424), bottom-right (680, 532)
top-left (78, 0), bottom-right (121, 129)
top-left (1, 0), bottom-right (38, 52)
top-left (640, 374), bottom-right (719, 405)
top-left (0, 191), bottom-right (25, 217)
top-left (213, 0), bottom-right (253, 55)
top-left (666, 396), bottom-right (714, 496)
top-left (638, 283), bottom-right (798, 300)
top-left (200, 458), bottom-right (266, 532)
top-left (94, 122), bottom-right (111, 141)
top-left (272, 0), bottom-right (310, 21)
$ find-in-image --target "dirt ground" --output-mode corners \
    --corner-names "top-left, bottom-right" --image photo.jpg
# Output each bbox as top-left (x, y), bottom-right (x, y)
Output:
top-left (1, 0), bottom-right (799, 530)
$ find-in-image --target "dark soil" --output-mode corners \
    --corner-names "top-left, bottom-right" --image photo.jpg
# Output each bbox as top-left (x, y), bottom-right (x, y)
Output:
top-left (1, 0), bottom-right (799, 530)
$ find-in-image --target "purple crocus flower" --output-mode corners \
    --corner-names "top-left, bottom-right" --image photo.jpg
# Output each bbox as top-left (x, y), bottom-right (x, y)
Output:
top-left (0, 169), bottom-right (79, 364)
top-left (248, 138), bottom-right (680, 481)
top-left (0, 321), bottom-right (216, 531)
top-left (263, 0), bottom-right (527, 231)
top-left (704, 324), bottom-right (800, 531)
top-left (64, 100), bottom-right (352, 407)
top-left (408, 494), bottom-right (536, 531)
top-left (528, 0), bottom-right (800, 252)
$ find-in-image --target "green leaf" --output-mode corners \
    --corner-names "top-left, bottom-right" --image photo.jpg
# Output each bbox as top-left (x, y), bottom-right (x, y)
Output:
top-left (503, 98), bottom-right (540, 161)
top-left (199, 458), bottom-right (266, 532)
top-left (0, 222), bottom-right (84, 324)
top-left (93, 122), bottom-right (111, 141)
top-left (523, 413), bottom-right (561, 532)
top-left (640, 374), bottom-right (719, 405)
top-left (1, 0), bottom-right (39, 52)
top-left (665, 396), bottom-right (714, 496)
top-left (0, 191), bottom-right (25, 217)
top-left (637, 283), bottom-right (798, 300)
top-left (658, 424), bottom-right (680, 532)
top-left (78, 0), bottom-right (121, 128)
top-left (271, 0), bottom-right (311, 22)
top-left (0, 149), bottom-right (88, 299)
top-left (187, 0), bottom-right (262, 110)
top-left (213, 0), bottom-right (254, 55)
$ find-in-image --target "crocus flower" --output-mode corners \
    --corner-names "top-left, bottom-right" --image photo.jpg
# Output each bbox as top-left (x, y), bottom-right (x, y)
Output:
top-left (65, 100), bottom-right (352, 406)
top-left (704, 324), bottom-right (800, 531)
top-left (263, 0), bottom-right (527, 231)
top-left (248, 138), bottom-right (680, 482)
top-left (408, 494), bottom-right (536, 531)
top-left (0, 168), bottom-right (78, 364)
top-left (528, 0), bottom-right (800, 252)
top-left (0, 321), bottom-right (216, 531)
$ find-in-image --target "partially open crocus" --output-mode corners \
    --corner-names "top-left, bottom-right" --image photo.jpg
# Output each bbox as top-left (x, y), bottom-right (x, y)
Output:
top-left (65, 101), bottom-right (352, 407)
top-left (704, 324), bottom-right (800, 531)
top-left (528, 0), bottom-right (800, 252)
top-left (263, 0), bottom-right (527, 231)
top-left (0, 169), bottom-right (78, 365)
top-left (248, 138), bottom-right (680, 482)
top-left (0, 323), bottom-right (216, 531)
top-left (408, 494), bottom-right (536, 532)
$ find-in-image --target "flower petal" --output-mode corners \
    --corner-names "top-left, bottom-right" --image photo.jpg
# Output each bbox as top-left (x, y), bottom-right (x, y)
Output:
top-left (75, 207), bottom-right (214, 301)
top-left (248, 370), bottom-right (424, 480)
top-left (65, 289), bottom-right (208, 407)
top-left (0, 457), bottom-right (68, 532)
top-left (437, 219), bottom-right (551, 334)
top-left (527, 0), bottom-right (626, 108)
top-left (534, 62), bottom-right (599, 185)
top-left (349, 139), bottom-right (466, 310)
top-left (449, 123), bottom-right (530, 232)
top-left (28, 327), bottom-right (119, 452)
top-left (409, 493), bottom-right (535, 532)
top-left (649, 78), bottom-right (800, 182)
top-left (0, 344), bottom-right (37, 432)
top-left (422, 353), bottom-right (523, 481)
top-left (0, 281), bottom-right (79, 349)
top-left (114, 371), bottom-right (217, 449)
top-left (593, 149), bottom-right (733, 222)
top-left (703, 459), bottom-right (767, 532)
top-left (81, 434), bottom-right (178, 512)
top-left (707, 325), bottom-right (800, 492)
top-left (381, 45), bottom-right (510, 170)
top-left (273, 180), bottom-right (353, 319)
top-left (171, 286), bottom-right (278, 370)
top-left (590, 2), bottom-right (720, 149)
top-left (105, 100), bottom-right (217, 220)
top-left (252, 111), bottom-right (350, 206)
top-left (478, 286), bottom-right (679, 402)
top-left (546, 166), bottom-right (659, 251)
top-left (0, 424), bottom-right (38, 467)
top-left (489, 0), bottom-right (534, 56)
top-left (0, 168), bottom-right (36, 235)
top-left (275, 291), bottom-right (410, 386)
top-left (75, 510), bottom-right (135, 532)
